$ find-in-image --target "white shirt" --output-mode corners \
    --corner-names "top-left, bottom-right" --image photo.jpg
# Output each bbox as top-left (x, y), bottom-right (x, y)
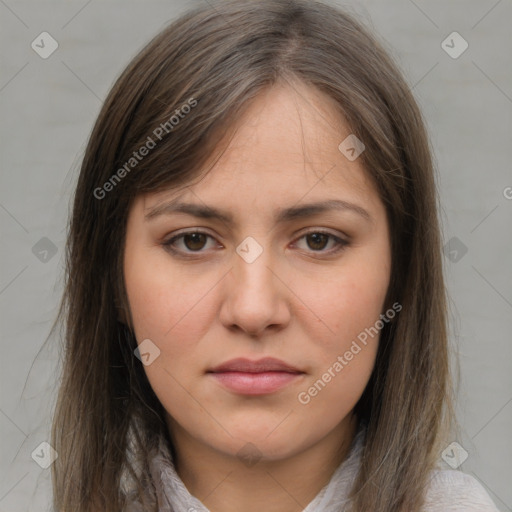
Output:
top-left (124, 426), bottom-right (500, 511)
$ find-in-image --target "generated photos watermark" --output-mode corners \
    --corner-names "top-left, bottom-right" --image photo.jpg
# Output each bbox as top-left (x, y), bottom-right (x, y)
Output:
top-left (94, 97), bottom-right (198, 200)
top-left (297, 301), bottom-right (402, 405)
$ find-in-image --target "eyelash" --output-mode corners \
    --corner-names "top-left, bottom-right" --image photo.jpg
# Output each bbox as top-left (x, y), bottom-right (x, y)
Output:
top-left (162, 229), bottom-right (349, 257)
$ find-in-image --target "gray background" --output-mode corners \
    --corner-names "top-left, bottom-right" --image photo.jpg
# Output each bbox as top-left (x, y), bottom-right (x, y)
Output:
top-left (0, 0), bottom-right (511, 510)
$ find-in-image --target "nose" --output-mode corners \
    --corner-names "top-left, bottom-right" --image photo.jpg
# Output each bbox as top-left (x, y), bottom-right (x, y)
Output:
top-left (219, 242), bottom-right (291, 337)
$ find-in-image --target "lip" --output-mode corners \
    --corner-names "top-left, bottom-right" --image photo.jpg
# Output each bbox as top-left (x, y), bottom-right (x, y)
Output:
top-left (208, 357), bottom-right (302, 374)
top-left (207, 357), bottom-right (304, 395)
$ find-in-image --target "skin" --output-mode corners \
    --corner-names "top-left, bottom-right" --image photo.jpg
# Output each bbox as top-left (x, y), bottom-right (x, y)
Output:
top-left (123, 81), bottom-right (392, 512)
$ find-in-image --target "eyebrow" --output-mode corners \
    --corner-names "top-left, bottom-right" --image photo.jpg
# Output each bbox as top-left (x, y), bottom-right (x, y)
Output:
top-left (144, 198), bottom-right (372, 225)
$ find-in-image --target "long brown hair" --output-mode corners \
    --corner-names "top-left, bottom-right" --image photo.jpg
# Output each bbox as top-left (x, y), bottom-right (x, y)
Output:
top-left (51, 0), bottom-right (454, 510)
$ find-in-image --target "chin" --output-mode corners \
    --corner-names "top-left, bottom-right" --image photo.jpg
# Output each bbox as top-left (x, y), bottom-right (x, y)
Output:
top-left (216, 419), bottom-right (311, 461)
top-left (219, 436), bottom-right (305, 464)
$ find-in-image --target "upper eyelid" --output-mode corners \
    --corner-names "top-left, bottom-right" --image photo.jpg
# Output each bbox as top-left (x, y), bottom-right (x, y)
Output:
top-left (166, 227), bottom-right (347, 240)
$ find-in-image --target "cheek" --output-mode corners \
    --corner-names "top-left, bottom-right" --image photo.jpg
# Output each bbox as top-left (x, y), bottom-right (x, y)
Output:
top-left (291, 252), bottom-right (389, 410)
top-left (124, 254), bottom-right (221, 417)
top-left (296, 260), bottom-right (390, 351)
top-left (124, 249), bottom-right (218, 350)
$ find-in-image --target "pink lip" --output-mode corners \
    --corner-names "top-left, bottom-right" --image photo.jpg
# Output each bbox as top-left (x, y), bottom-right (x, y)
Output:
top-left (207, 357), bottom-right (304, 395)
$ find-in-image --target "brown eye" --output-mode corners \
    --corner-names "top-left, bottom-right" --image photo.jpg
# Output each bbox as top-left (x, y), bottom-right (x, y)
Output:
top-left (182, 233), bottom-right (208, 251)
top-left (163, 231), bottom-right (217, 255)
top-left (294, 230), bottom-right (349, 255)
top-left (305, 233), bottom-right (330, 251)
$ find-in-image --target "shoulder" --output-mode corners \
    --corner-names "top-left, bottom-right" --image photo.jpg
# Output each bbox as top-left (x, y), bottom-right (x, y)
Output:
top-left (423, 469), bottom-right (500, 511)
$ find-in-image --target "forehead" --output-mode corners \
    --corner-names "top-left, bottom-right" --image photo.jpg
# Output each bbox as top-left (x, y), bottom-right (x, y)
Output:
top-left (142, 83), bottom-right (380, 214)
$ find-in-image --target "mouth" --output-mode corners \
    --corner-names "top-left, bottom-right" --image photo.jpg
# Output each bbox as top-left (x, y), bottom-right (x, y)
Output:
top-left (206, 357), bottom-right (305, 395)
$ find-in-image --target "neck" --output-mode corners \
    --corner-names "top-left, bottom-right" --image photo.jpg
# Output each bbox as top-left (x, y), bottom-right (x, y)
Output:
top-left (166, 413), bottom-right (358, 512)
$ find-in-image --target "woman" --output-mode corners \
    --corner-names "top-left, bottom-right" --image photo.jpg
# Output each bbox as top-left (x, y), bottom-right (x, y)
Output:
top-left (50, 0), bottom-right (499, 510)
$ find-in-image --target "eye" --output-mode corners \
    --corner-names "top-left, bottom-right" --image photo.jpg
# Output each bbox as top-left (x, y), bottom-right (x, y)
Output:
top-left (162, 229), bottom-right (349, 257)
top-left (293, 230), bottom-right (349, 254)
top-left (162, 230), bottom-right (219, 255)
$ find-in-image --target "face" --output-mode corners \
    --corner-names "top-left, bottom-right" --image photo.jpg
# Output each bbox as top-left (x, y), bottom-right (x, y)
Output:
top-left (123, 82), bottom-right (392, 463)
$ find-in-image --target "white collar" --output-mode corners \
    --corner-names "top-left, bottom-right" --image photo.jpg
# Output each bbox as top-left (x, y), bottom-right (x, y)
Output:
top-left (144, 424), bottom-right (366, 512)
